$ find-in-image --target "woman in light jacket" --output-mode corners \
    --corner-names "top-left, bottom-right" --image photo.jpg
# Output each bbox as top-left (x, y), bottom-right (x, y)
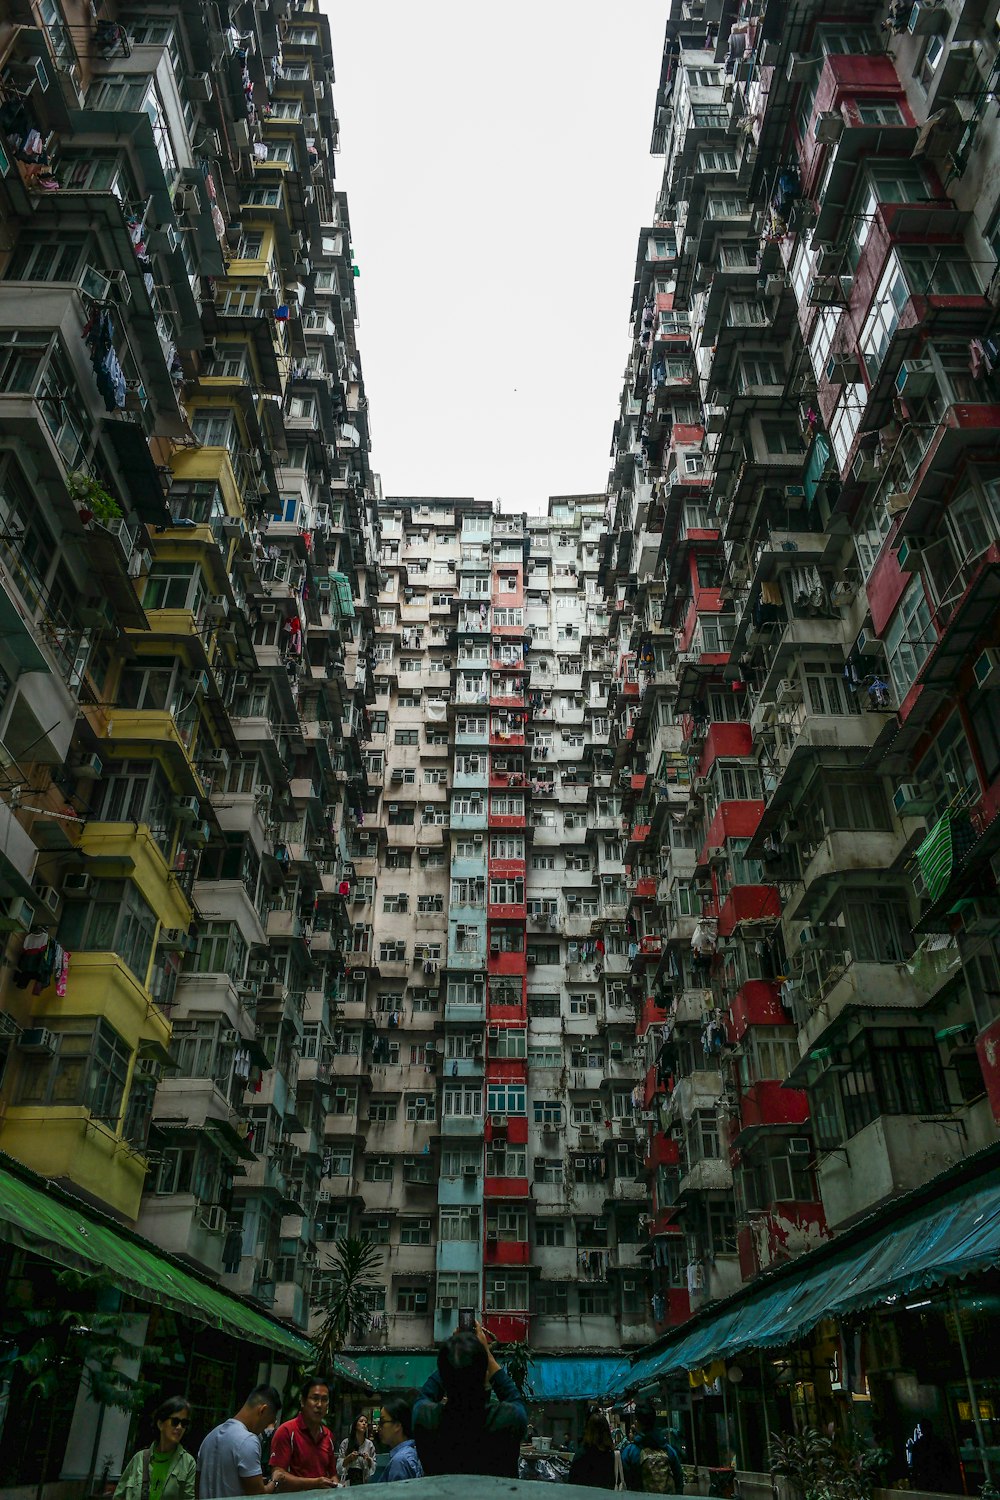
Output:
top-left (115, 1395), bottom-right (197, 1500)
top-left (337, 1412), bottom-right (376, 1484)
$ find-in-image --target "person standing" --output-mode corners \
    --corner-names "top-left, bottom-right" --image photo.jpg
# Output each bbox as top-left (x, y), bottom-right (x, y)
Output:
top-left (337, 1413), bottom-right (376, 1485)
top-left (568, 1413), bottom-right (619, 1490)
top-left (199, 1384), bottom-right (283, 1498)
top-left (270, 1377), bottom-right (339, 1490)
top-left (115, 1396), bottom-right (197, 1500)
top-left (621, 1403), bottom-right (683, 1492)
top-left (376, 1397), bottom-right (423, 1483)
top-left (413, 1322), bottom-right (528, 1478)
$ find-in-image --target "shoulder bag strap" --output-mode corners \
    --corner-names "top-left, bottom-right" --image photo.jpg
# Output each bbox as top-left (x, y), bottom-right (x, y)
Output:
top-left (140, 1448), bottom-right (152, 1500)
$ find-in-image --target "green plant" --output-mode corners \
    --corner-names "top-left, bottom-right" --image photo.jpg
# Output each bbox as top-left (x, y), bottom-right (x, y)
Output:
top-left (496, 1339), bottom-right (533, 1397)
top-left (769, 1427), bottom-right (886, 1500)
top-left (66, 470), bottom-right (123, 523)
top-left (311, 1236), bottom-right (384, 1369)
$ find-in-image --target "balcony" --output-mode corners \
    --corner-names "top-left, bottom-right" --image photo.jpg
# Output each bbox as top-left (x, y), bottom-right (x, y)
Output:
top-left (441, 1112), bottom-right (485, 1137)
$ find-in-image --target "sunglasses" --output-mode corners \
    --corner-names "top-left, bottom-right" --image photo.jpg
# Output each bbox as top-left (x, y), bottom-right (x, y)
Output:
top-left (169, 1418), bottom-right (191, 1429)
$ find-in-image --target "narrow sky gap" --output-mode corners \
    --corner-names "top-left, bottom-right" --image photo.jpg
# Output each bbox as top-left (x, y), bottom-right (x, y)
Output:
top-left (329, 1), bottom-right (667, 510)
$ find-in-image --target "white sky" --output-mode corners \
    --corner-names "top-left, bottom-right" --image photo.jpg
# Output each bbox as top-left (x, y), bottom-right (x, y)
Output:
top-left (326, 2), bottom-right (667, 512)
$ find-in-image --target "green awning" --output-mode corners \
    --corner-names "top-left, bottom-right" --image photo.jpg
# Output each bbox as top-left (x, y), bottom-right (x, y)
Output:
top-left (916, 810), bottom-right (977, 903)
top-left (0, 1153), bottom-right (310, 1359)
top-left (353, 1353), bottom-right (438, 1390)
top-left (615, 1146), bottom-right (1000, 1394)
top-left (328, 572), bottom-right (355, 619)
top-left (353, 1352), bottom-right (629, 1401)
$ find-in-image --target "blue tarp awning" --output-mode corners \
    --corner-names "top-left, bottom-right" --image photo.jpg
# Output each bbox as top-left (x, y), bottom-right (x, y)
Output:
top-left (528, 1358), bottom-right (630, 1401)
top-left (615, 1158), bottom-right (1000, 1394)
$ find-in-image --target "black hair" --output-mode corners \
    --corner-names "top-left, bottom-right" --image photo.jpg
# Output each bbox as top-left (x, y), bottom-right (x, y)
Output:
top-left (301, 1376), bottom-right (331, 1405)
top-left (350, 1410), bottom-right (370, 1444)
top-left (381, 1395), bottom-right (415, 1439)
top-left (246, 1384), bottom-right (282, 1416)
top-left (153, 1395), bottom-right (192, 1429)
top-left (436, 1332), bottom-right (488, 1407)
top-left (635, 1403), bottom-right (658, 1432)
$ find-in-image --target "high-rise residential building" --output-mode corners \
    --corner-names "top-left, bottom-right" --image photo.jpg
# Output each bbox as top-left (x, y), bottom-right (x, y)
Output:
top-left (603, 0), bottom-right (1000, 1472)
top-left (0, 0), bottom-right (377, 1379)
top-left (332, 494), bottom-right (654, 1395)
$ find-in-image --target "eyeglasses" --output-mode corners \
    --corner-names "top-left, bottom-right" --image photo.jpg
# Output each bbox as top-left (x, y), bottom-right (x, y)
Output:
top-left (169, 1418), bottom-right (191, 1429)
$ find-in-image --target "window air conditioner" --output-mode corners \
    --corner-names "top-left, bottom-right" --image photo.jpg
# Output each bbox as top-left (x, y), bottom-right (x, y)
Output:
top-left (813, 111), bottom-right (844, 144)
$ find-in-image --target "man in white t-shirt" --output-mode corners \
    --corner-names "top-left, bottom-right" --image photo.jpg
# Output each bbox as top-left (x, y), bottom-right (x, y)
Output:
top-left (199, 1385), bottom-right (283, 1498)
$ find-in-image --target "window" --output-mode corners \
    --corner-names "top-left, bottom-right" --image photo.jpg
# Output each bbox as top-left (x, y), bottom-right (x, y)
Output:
top-left (535, 1220), bottom-right (565, 1247)
top-left (487, 1083), bottom-right (526, 1114)
top-left (443, 1084), bottom-right (482, 1116)
top-left (492, 1028), bottom-right (526, 1059)
top-left (527, 991), bottom-right (560, 1019)
top-left (535, 1283), bottom-right (569, 1316)
top-left (396, 1285), bottom-right (429, 1313)
top-left (59, 881), bottom-right (157, 985)
top-left (579, 1286), bottom-right (610, 1315)
top-left (843, 892), bottom-right (915, 963)
top-left (884, 577), bottom-right (936, 702)
top-left (360, 1216), bottom-right (391, 1244)
top-left (485, 1274), bottom-right (528, 1311)
top-left (533, 1099), bottom-right (563, 1126)
top-left (860, 256), bottom-right (909, 379)
top-left (400, 1217), bottom-right (432, 1245)
top-left (440, 1206), bottom-right (480, 1241)
top-left (368, 1099), bottom-right (398, 1124)
top-left (387, 805), bottom-right (414, 826)
top-left (364, 1158), bottom-right (394, 1182)
top-left (533, 1158), bottom-right (564, 1183)
top-left (856, 100), bottom-right (903, 125)
top-left (394, 729), bottom-right (418, 746)
top-left (17, 1019), bottom-right (131, 1126)
top-left (382, 893), bottom-right (409, 914)
top-left (437, 1272), bottom-right (480, 1306)
top-left (405, 1094), bottom-right (436, 1122)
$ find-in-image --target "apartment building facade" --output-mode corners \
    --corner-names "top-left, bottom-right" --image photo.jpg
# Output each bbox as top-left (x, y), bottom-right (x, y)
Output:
top-left (0, 0), bottom-right (379, 1468)
top-left (604, 0), bottom-right (1000, 1477)
top-left (323, 494), bottom-right (656, 1390)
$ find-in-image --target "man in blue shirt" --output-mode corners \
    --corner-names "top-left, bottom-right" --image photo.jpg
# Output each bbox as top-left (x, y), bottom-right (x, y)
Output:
top-left (377, 1397), bottom-right (423, 1482)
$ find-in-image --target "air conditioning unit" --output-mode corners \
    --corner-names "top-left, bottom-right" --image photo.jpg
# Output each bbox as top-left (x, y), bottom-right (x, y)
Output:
top-left (908, 0), bottom-right (948, 34)
top-left (974, 647), bottom-right (1000, 692)
top-left (72, 752), bottom-right (103, 781)
top-left (491, 1114), bottom-right (508, 1130)
top-left (784, 484), bottom-right (806, 504)
top-left (202, 1204), bottom-right (227, 1233)
top-left (160, 928), bottom-right (192, 951)
top-left (852, 452), bottom-right (879, 482)
top-left (893, 782), bottom-right (935, 817)
top-left (896, 536), bottom-right (928, 573)
top-left (173, 796), bottom-right (201, 824)
top-left (0, 895), bottom-right (33, 933)
top-left (63, 873), bottom-right (92, 897)
top-left (18, 1027), bottom-right (57, 1054)
top-left (438, 1297), bottom-right (456, 1309)
top-left (463, 1163), bottom-right (478, 1177)
top-left (33, 883), bottom-right (61, 914)
top-left (797, 924), bottom-right (828, 952)
top-left (808, 276), bottom-right (846, 307)
top-left (896, 360), bottom-right (934, 397)
top-left (786, 53), bottom-right (818, 82)
top-left (777, 677), bottom-right (803, 706)
top-left (825, 352), bottom-right (860, 384)
top-left (813, 111), bottom-right (844, 144)
top-left (788, 1137), bottom-right (811, 1156)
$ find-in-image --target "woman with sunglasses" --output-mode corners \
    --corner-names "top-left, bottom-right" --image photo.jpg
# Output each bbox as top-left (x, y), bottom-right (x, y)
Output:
top-left (115, 1395), bottom-right (197, 1500)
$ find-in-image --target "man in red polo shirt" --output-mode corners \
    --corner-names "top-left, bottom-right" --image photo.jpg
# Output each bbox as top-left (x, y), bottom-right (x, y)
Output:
top-left (270, 1377), bottom-right (339, 1490)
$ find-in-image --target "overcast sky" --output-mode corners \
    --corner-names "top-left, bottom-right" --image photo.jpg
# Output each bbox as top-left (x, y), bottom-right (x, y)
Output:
top-left (327, 2), bottom-right (667, 512)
